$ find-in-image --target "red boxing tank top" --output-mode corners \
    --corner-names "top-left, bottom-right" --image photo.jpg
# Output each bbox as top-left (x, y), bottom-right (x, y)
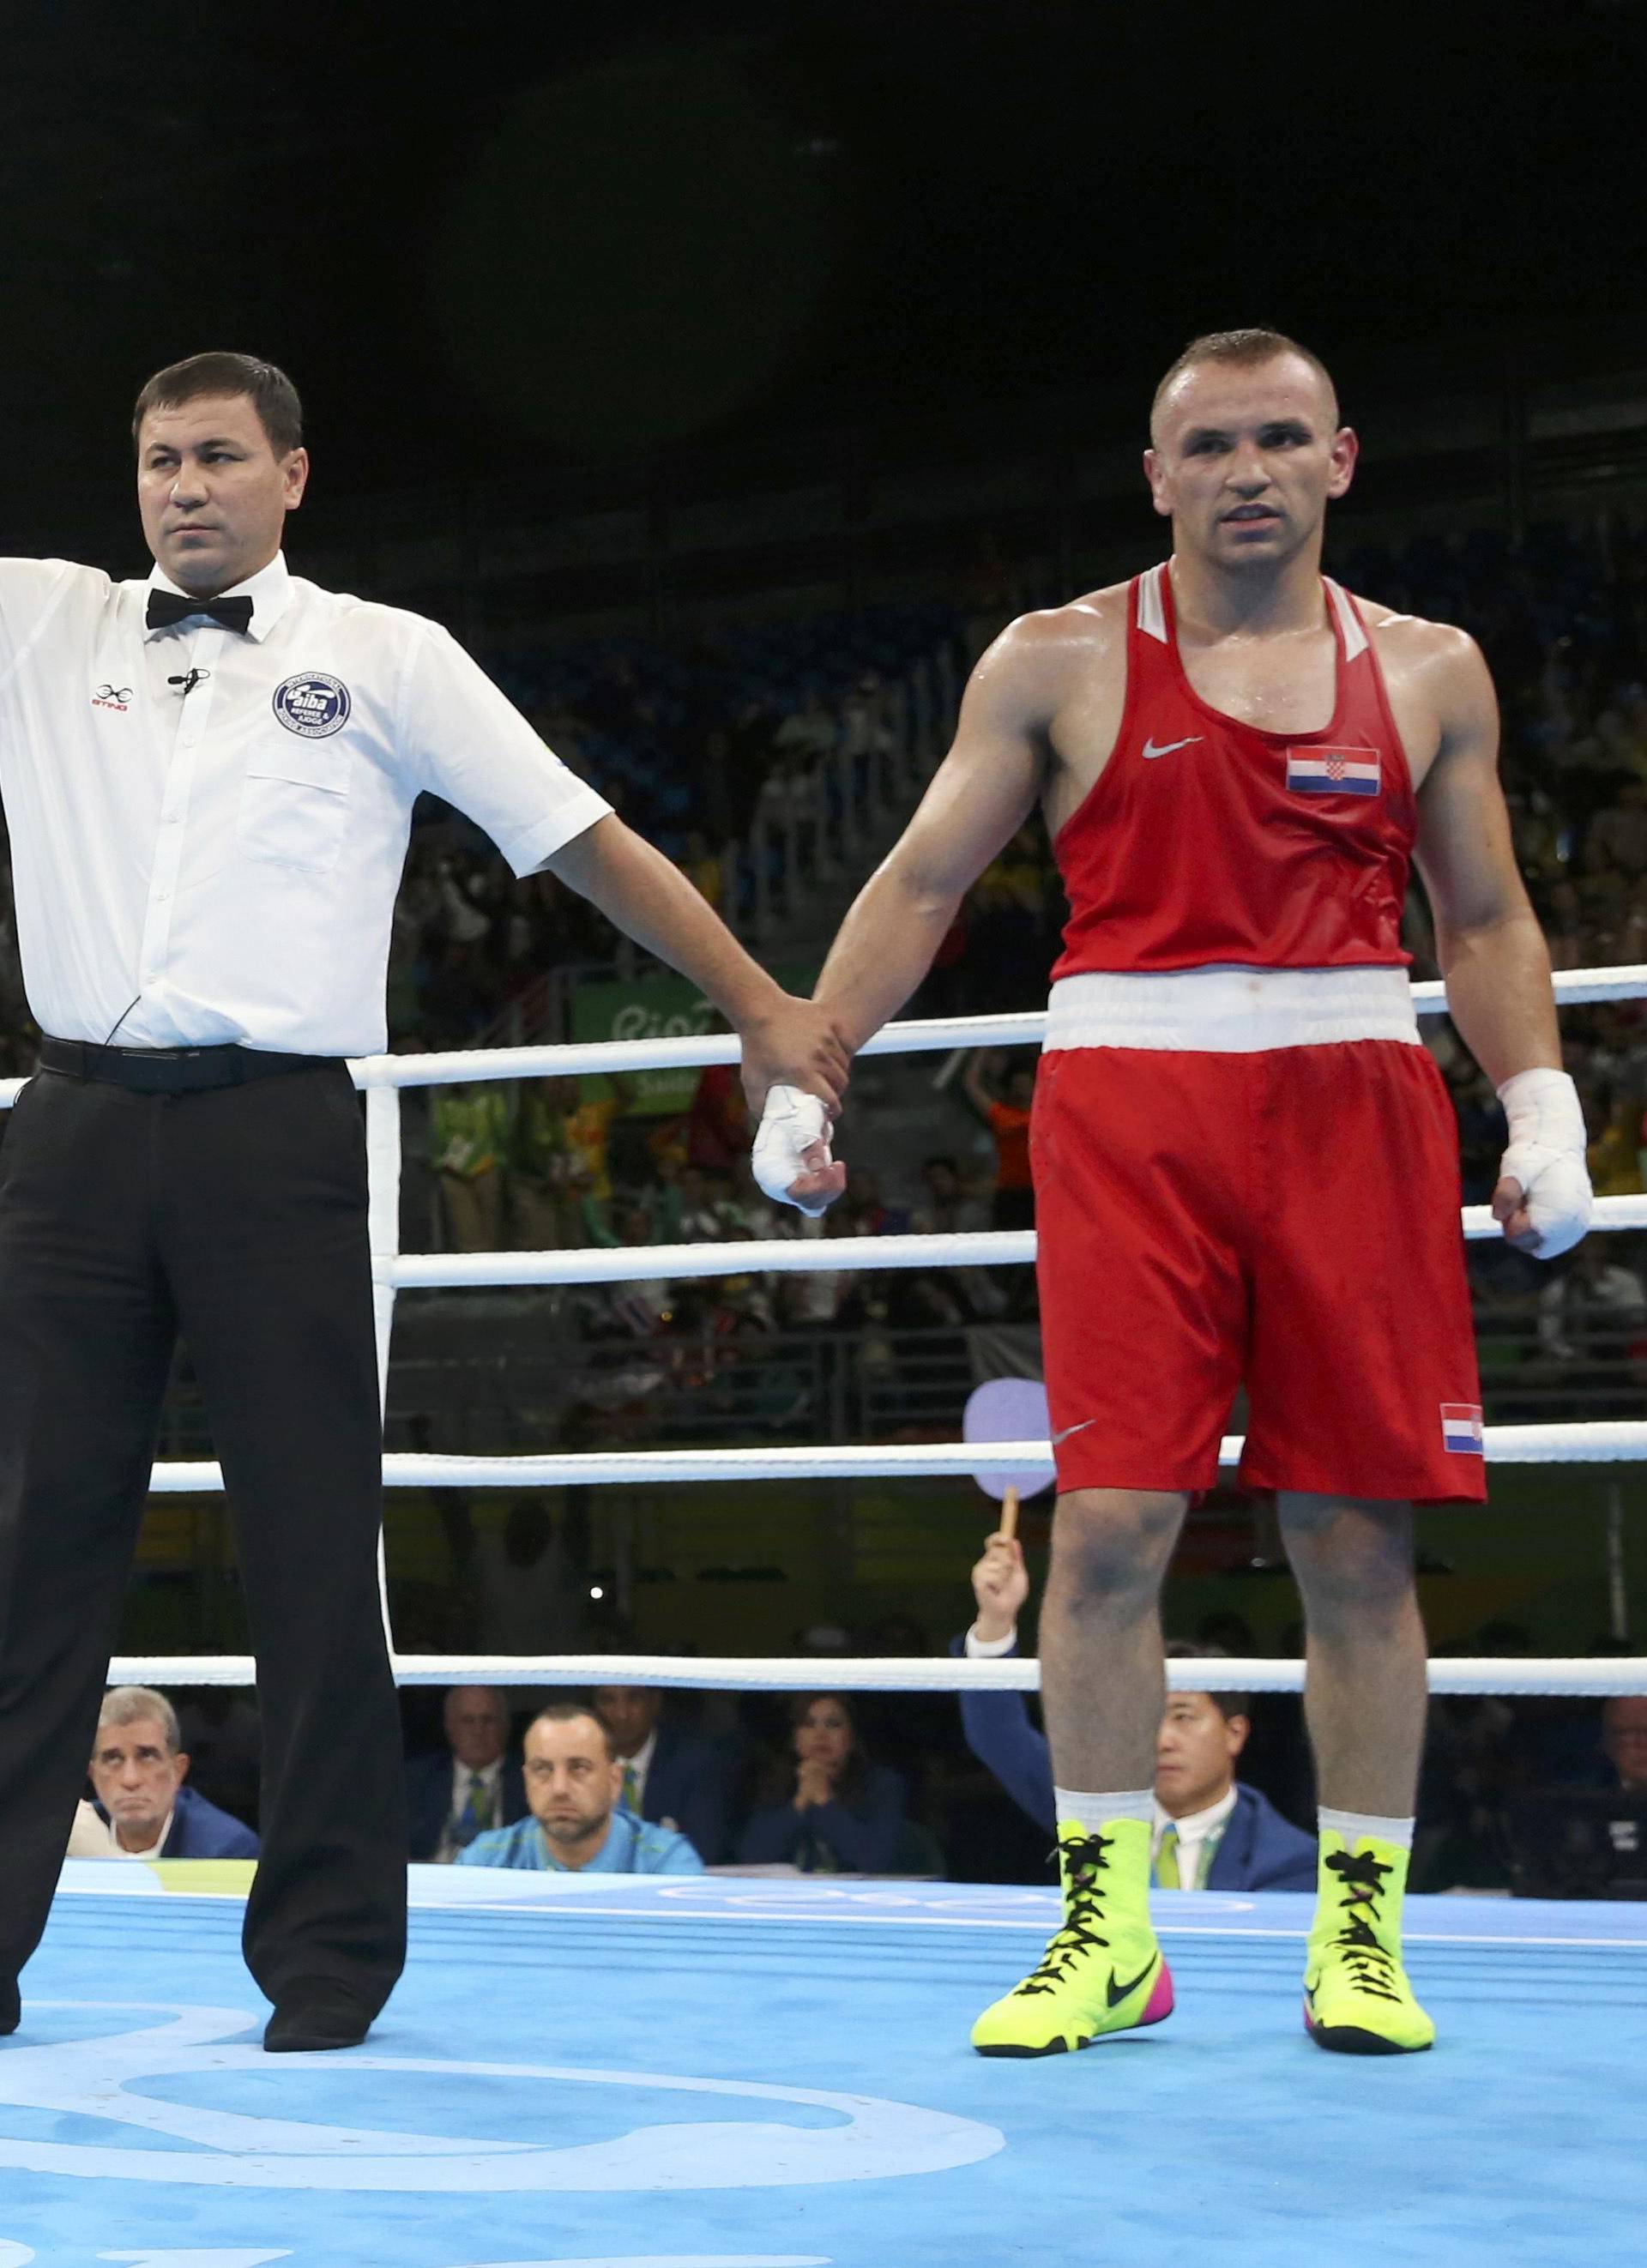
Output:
top-left (1052, 563), bottom-right (1417, 978)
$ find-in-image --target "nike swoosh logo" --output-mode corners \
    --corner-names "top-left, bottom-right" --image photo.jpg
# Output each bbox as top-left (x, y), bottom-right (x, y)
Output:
top-left (1142, 735), bottom-right (1202, 759)
top-left (1051, 1418), bottom-right (1097, 1447)
top-left (1107, 1956), bottom-right (1158, 2008)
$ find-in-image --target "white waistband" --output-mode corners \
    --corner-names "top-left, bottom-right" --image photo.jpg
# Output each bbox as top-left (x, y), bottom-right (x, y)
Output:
top-left (1044, 966), bottom-right (1421, 1053)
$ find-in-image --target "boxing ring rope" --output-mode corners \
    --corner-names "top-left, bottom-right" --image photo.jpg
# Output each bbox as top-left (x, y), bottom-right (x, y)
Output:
top-left (0, 957), bottom-right (1633, 1694)
top-left (104, 1650), bottom-right (1647, 1698)
top-left (389, 1197), bottom-right (1647, 1290)
top-left (335, 960), bottom-right (1647, 1093)
top-left (138, 1424), bottom-right (1647, 1494)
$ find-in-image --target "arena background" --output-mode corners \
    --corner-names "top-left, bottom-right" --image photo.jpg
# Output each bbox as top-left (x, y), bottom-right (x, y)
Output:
top-left (2, 0), bottom-right (1645, 1908)
top-left (2, 8), bottom-right (1647, 2266)
top-left (0, 0), bottom-right (1642, 1878)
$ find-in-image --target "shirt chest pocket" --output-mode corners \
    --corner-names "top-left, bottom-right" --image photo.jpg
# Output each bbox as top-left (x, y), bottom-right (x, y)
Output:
top-left (236, 737), bottom-right (355, 873)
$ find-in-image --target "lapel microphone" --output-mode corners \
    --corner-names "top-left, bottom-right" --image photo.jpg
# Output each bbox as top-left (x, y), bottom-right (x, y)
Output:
top-left (167, 667), bottom-right (210, 697)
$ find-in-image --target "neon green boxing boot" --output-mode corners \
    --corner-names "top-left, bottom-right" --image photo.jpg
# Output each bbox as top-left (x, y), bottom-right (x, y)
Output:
top-left (972, 1818), bottom-right (1173, 2057)
top-left (1304, 1831), bottom-right (1435, 2055)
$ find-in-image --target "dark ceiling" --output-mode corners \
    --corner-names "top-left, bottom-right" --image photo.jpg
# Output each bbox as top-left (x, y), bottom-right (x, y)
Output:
top-left (3, 0), bottom-right (1645, 525)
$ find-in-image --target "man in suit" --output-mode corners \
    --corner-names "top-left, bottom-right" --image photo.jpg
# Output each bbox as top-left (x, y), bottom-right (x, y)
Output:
top-left (406, 1686), bottom-right (528, 1863)
top-left (593, 1683), bottom-right (733, 1864)
top-left (956, 1534), bottom-right (1315, 1891)
top-left (89, 1687), bottom-right (259, 1861)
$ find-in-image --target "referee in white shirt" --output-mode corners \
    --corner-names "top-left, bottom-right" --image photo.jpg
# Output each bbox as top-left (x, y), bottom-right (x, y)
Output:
top-left (0, 353), bottom-right (848, 2052)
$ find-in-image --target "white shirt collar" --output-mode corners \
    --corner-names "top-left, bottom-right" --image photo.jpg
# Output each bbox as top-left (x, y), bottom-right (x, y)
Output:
top-left (625, 1728), bottom-right (659, 1781)
top-left (144, 549), bottom-right (293, 644)
top-left (1155, 1783), bottom-right (1239, 1842)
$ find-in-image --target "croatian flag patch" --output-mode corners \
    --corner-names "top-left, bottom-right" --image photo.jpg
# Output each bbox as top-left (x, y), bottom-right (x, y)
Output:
top-left (1286, 746), bottom-right (1381, 796)
top-left (1440, 1402), bottom-right (1485, 1456)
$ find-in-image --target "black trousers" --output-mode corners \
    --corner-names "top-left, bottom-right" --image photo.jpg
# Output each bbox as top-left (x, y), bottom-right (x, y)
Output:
top-left (0, 1061), bottom-right (407, 2012)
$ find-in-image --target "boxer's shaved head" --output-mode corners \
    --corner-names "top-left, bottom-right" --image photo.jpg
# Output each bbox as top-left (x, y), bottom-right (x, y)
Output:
top-left (1150, 328), bottom-right (1338, 449)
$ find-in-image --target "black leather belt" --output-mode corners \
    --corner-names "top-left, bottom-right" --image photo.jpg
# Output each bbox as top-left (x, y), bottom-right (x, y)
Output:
top-left (39, 1038), bottom-right (338, 1095)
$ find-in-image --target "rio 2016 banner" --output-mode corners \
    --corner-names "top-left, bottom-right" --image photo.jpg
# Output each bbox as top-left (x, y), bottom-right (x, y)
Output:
top-left (569, 967), bottom-right (811, 1117)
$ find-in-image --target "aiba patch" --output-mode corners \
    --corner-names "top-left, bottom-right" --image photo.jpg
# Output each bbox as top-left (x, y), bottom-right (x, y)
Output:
top-left (273, 671), bottom-right (351, 739)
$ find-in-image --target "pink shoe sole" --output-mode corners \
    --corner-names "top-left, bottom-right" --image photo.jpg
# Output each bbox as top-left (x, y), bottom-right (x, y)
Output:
top-left (1139, 1961), bottom-right (1175, 2026)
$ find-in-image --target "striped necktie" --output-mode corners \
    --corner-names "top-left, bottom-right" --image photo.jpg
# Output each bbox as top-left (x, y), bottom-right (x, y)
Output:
top-left (1156, 1825), bottom-right (1181, 1889)
top-left (621, 1763), bottom-right (641, 1814)
top-left (456, 1770), bottom-right (495, 1845)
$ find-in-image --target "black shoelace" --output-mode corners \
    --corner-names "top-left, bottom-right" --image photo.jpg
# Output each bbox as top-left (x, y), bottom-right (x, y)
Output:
top-left (1019, 1830), bottom-right (1114, 1997)
top-left (1324, 1847), bottom-right (1402, 2004)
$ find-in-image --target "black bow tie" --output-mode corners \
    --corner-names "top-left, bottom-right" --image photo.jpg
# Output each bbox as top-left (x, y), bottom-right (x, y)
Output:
top-left (147, 590), bottom-right (253, 634)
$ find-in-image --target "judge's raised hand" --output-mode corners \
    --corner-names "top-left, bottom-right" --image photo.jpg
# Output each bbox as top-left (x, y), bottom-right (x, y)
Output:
top-left (971, 1533), bottom-right (1029, 1644)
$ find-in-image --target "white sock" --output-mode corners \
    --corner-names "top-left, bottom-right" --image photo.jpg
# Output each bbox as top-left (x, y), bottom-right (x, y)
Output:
top-left (1054, 1787), bottom-right (1155, 1832)
top-left (1318, 1806), bottom-right (1415, 1852)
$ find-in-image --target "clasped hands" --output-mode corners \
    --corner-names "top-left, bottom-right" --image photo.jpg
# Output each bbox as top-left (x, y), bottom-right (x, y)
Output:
top-left (743, 997), bottom-right (849, 1215)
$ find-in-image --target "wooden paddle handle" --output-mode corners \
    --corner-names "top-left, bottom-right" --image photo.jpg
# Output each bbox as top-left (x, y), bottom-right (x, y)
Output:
top-left (999, 1486), bottom-right (1020, 1542)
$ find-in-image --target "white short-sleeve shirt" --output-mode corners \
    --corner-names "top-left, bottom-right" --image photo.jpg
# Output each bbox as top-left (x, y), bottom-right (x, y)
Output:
top-left (0, 549), bottom-right (612, 1057)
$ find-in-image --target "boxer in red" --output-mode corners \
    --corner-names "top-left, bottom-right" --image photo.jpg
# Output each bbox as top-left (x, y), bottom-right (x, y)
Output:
top-left (754, 329), bottom-right (1591, 2057)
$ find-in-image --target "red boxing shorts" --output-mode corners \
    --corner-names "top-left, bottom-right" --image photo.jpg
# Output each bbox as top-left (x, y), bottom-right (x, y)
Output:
top-left (1032, 1033), bottom-right (1486, 1505)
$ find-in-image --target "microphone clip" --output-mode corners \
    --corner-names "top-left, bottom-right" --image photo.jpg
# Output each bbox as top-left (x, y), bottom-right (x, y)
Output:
top-left (167, 667), bottom-right (211, 697)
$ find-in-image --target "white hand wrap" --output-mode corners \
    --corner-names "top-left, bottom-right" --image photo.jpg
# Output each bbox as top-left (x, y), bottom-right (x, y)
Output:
top-left (1496, 1066), bottom-right (1593, 1260)
top-left (752, 1083), bottom-right (835, 1215)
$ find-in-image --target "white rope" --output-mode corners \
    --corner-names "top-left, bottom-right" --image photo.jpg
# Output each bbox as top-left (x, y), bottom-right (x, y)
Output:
top-left (2, 964), bottom-right (1642, 1113)
top-left (390, 1230), bottom-right (1040, 1287)
top-left (391, 1193), bottom-right (1647, 1289)
top-left (103, 1650), bottom-right (1647, 1697)
top-left (142, 1421), bottom-right (1647, 1496)
top-left (336, 961), bottom-right (1647, 1092)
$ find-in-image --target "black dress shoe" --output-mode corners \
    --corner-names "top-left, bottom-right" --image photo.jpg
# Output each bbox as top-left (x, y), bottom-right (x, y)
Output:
top-left (263, 1984), bottom-right (373, 2054)
top-left (0, 1979), bottom-right (17, 2037)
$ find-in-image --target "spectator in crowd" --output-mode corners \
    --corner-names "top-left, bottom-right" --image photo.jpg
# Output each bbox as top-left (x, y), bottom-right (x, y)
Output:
top-left (837, 671), bottom-right (894, 757)
top-left (772, 688), bottom-right (838, 768)
top-left (1536, 1237), bottom-right (1647, 1360)
top-left (509, 1073), bottom-right (635, 1252)
top-left (457, 1704), bottom-right (703, 1874)
top-left (406, 1686), bottom-right (528, 1863)
top-left (1602, 1695), bottom-right (1647, 1792)
top-left (583, 1200), bottom-right (675, 1341)
top-left (736, 1694), bottom-right (907, 1873)
top-left (905, 1154), bottom-right (1005, 1323)
top-left (505, 1077), bottom-right (586, 1252)
top-left (685, 1060), bottom-right (750, 1178)
top-left (775, 1210), bottom-right (851, 1334)
top-left (723, 696), bottom-right (781, 838)
top-left (953, 1534), bottom-right (1316, 1891)
top-left (963, 828), bottom-right (1064, 1010)
top-left (593, 1684), bottom-right (735, 1863)
top-left (962, 1051), bottom-right (1038, 1232)
top-left (1587, 1095), bottom-right (1647, 1197)
top-left (469, 1499), bottom-right (585, 1665)
top-left (87, 1687), bottom-right (260, 1861)
top-left (911, 1155), bottom-right (982, 1240)
top-left (433, 1078), bottom-right (511, 1252)
top-left (678, 829), bottom-right (727, 911)
top-left (662, 1164), bottom-right (727, 1246)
